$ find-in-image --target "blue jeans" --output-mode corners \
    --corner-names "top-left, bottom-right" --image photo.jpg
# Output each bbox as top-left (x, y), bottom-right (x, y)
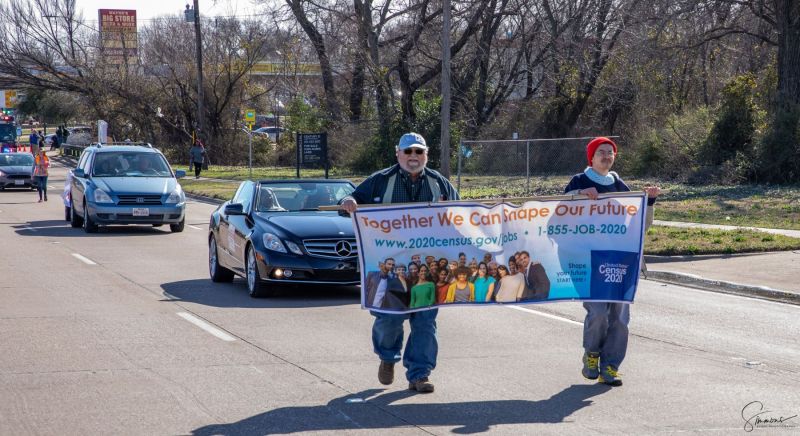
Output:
top-left (583, 302), bottom-right (630, 369)
top-left (36, 176), bottom-right (48, 199)
top-left (371, 309), bottom-right (438, 382)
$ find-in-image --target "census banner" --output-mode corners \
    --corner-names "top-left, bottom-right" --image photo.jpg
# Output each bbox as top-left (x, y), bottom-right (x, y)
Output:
top-left (353, 192), bottom-right (648, 314)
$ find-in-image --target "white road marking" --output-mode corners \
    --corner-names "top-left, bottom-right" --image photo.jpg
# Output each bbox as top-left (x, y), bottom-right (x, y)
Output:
top-left (177, 312), bottom-right (236, 342)
top-left (48, 185), bottom-right (55, 189)
top-left (188, 225), bottom-right (202, 230)
top-left (71, 253), bottom-right (97, 265)
top-left (507, 305), bottom-right (583, 326)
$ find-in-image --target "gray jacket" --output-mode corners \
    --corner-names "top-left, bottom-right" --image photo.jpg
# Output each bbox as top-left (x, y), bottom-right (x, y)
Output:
top-left (189, 146), bottom-right (206, 164)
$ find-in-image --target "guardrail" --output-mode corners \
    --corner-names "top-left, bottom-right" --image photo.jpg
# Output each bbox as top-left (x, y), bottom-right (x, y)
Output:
top-left (61, 143), bottom-right (87, 158)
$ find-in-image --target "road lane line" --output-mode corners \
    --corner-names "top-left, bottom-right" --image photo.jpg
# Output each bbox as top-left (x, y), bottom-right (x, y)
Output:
top-left (188, 225), bottom-right (202, 230)
top-left (507, 305), bottom-right (583, 326)
top-left (71, 253), bottom-right (97, 265)
top-left (177, 312), bottom-right (236, 342)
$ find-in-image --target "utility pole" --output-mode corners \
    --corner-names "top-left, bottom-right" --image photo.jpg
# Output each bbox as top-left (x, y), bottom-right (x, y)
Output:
top-left (193, 0), bottom-right (204, 142)
top-left (439, 0), bottom-right (451, 178)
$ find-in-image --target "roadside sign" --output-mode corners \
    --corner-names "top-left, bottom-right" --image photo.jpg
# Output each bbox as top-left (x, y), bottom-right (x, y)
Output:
top-left (296, 132), bottom-right (329, 178)
top-left (244, 109), bottom-right (255, 123)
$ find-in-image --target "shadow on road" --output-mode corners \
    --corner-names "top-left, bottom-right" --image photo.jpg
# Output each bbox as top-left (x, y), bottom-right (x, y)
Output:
top-left (11, 219), bottom-right (205, 237)
top-left (161, 278), bottom-right (360, 309)
top-left (191, 384), bottom-right (611, 435)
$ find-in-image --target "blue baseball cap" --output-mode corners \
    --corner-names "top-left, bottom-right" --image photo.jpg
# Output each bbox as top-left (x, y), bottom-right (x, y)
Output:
top-left (397, 132), bottom-right (428, 151)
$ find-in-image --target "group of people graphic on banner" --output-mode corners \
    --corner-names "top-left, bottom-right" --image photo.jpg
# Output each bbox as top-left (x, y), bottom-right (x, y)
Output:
top-left (364, 250), bottom-right (550, 311)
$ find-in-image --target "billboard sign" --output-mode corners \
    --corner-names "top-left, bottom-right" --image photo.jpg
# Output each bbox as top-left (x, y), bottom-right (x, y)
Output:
top-left (1, 90), bottom-right (18, 109)
top-left (98, 9), bottom-right (138, 63)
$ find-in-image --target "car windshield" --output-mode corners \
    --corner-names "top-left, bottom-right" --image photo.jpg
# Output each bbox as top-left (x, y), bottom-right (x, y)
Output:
top-left (0, 154), bottom-right (33, 166)
top-left (93, 151), bottom-right (172, 177)
top-left (256, 182), bottom-right (355, 212)
top-left (0, 125), bottom-right (15, 142)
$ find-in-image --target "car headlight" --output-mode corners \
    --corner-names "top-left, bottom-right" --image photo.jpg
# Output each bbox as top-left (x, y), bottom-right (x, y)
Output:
top-left (93, 189), bottom-right (113, 204)
top-left (166, 186), bottom-right (185, 204)
top-left (0, 170), bottom-right (5, 177)
top-left (262, 233), bottom-right (287, 253)
top-left (284, 240), bottom-right (303, 255)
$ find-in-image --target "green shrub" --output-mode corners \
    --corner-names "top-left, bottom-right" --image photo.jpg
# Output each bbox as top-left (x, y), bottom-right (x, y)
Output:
top-left (756, 104), bottom-right (800, 183)
top-left (628, 106), bottom-right (713, 181)
top-left (698, 74), bottom-right (764, 181)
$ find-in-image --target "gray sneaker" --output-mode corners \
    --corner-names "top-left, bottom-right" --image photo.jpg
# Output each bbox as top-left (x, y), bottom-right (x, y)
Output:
top-left (378, 361), bottom-right (395, 385)
top-left (582, 352), bottom-right (600, 380)
top-left (598, 365), bottom-right (623, 386)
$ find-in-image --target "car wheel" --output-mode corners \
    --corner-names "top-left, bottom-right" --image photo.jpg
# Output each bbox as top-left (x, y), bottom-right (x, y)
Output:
top-left (246, 245), bottom-right (273, 298)
top-left (70, 201), bottom-right (83, 228)
top-left (209, 236), bottom-right (234, 283)
top-left (170, 218), bottom-right (185, 233)
top-left (65, 206), bottom-right (71, 222)
top-left (83, 202), bottom-right (98, 233)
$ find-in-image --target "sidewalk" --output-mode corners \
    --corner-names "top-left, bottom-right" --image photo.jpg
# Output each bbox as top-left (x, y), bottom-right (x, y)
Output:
top-left (646, 221), bottom-right (800, 304)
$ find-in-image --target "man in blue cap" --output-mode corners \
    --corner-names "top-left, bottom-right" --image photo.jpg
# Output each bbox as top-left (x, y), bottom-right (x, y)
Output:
top-left (340, 132), bottom-right (459, 393)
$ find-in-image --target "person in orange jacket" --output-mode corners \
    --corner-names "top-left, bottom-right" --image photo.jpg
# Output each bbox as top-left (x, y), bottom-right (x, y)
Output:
top-left (33, 149), bottom-right (50, 202)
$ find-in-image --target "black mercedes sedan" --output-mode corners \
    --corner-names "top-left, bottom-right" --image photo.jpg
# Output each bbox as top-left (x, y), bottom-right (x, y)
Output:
top-left (208, 179), bottom-right (360, 297)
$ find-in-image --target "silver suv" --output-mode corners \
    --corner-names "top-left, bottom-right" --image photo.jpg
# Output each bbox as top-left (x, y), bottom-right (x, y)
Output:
top-left (69, 142), bottom-right (187, 233)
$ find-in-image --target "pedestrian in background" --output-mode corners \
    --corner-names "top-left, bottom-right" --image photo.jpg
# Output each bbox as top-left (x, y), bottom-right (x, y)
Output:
top-left (340, 132), bottom-right (459, 394)
top-left (29, 129), bottom-right (39, 154)
top-left (564, 136), bottom-right (661, 387)
top-left (33, 148), bottom-right (50, 202)
top-left (189, 140), bottom-right (207, 179)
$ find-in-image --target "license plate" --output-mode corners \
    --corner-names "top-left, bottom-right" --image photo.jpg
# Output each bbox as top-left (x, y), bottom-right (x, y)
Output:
top-left (14, 179), bottom-right (24, 185)
top-left (132, 208), bottom-right (150, 217)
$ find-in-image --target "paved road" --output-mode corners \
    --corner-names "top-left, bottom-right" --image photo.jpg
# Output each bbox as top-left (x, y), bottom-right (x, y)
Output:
top-left (1, 161), bottom-right (799, 435)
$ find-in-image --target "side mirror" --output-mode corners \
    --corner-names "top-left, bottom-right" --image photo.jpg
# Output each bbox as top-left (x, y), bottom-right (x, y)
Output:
top-left (174, 170), bottom-right (186, 179)
top-left (224, 203), bottom-right (245, 216)
top-left (73, 168), bottom-right (85, 178)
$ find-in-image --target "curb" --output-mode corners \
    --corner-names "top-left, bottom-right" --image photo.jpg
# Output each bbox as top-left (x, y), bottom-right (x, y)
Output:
top-left (186, 192), bottom-right (224, 206)
top-left (644, 270), bottom-right (800, 306)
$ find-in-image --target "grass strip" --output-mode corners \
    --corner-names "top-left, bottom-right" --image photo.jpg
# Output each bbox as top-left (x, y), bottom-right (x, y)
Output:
top-left (645, 226), bottom-right (800, 255)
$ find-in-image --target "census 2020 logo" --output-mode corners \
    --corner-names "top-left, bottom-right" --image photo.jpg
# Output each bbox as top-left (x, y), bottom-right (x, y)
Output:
top-left (598, 262), bottom-right (628, 284)
top-left (589, 250), bottom-right (640, 301)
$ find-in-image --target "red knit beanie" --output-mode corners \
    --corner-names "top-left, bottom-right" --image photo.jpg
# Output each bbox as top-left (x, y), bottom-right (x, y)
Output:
top-left (586, 137), bottom-right (617, 165)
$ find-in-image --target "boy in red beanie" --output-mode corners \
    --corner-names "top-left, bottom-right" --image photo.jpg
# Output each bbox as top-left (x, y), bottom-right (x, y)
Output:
top-left (564, 137), bottom-right (661, 386)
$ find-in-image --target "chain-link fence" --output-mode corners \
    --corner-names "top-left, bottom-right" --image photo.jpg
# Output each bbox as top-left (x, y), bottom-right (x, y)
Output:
top-left (455, 136), bottom-right (622, 194)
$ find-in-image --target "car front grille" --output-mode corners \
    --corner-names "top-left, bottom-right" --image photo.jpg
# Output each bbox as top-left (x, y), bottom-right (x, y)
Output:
top-left (303, 238), bottom-right (358, 259)
top-left (117, 195), bottom-right (163, 205)
top-left (7, 174), bottom-right (31, 180)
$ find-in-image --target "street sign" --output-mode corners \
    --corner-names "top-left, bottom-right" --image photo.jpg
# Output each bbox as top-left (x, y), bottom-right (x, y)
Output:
top-left (244, 109), bottom-right (255, 123)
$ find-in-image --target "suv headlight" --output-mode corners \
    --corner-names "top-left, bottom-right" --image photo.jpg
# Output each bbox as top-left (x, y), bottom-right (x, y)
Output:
top-left (166, 186), bottom-right (185, 204)
top-left (262, 233), bottom-right (287, 253)
top-left (284, 240), bottom-right (303, 255)
top-left (93, 189), bottom-right (113, 203)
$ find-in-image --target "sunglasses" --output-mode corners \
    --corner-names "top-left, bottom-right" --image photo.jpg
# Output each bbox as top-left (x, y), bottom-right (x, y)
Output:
top-left (403, 148), bottom-right (425, 155)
